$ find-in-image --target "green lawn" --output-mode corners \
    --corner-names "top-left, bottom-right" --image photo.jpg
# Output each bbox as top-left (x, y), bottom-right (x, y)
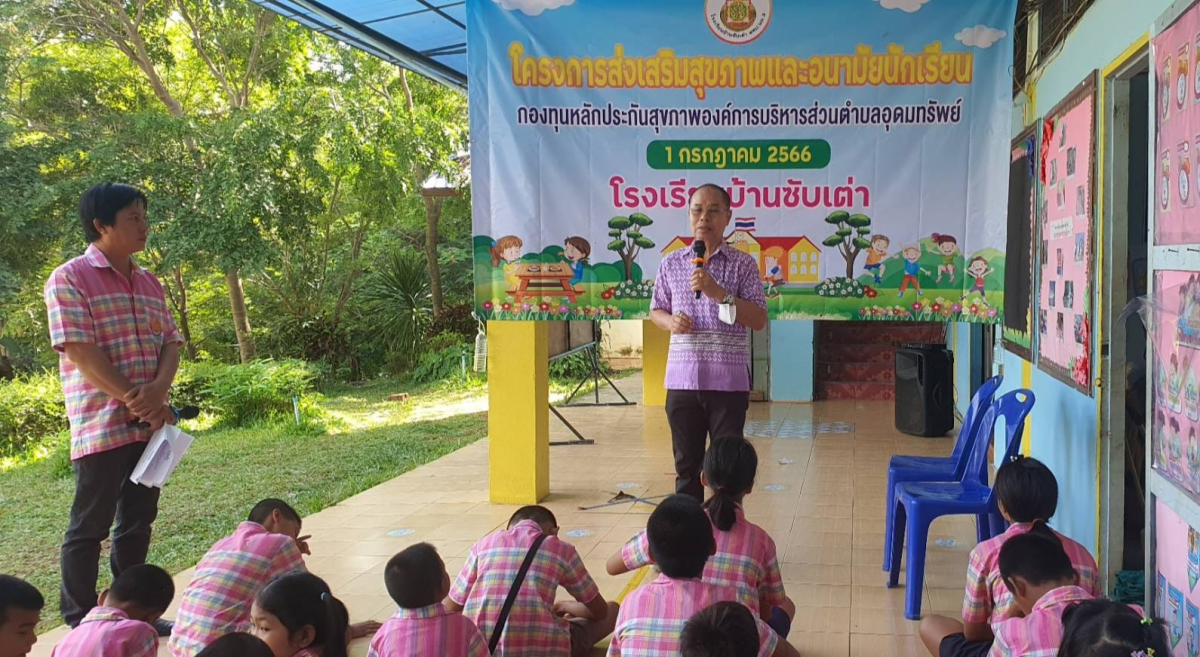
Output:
top-left (0, 378), bottom-right (488, 632)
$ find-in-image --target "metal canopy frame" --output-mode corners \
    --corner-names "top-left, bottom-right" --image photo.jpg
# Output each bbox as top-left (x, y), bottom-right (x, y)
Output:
top-left (249, 0), bottom-right (467, 90)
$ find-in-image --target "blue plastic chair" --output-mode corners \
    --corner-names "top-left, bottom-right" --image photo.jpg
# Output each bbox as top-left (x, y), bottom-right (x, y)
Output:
top-left (886, 388), bottom-right (1035, 620)
top-left (882, 375), bottom-right (1003, 570)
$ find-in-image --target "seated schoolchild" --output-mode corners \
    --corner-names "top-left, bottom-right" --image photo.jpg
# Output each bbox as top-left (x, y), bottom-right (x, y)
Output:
top-left (52, 563), bottom-right (174, 657)
top-left (0, 575), bottom-right (44, 657)
top-left (680, 601), bottom-right (761, 657)
top-left (447, 505), bottom-right (617, 657)
top-left (250, 572), bottom-right (348, 657)
top-left (608, 494), bottom-right (800, 657)
top-left (195, 632), bottom-right (275, 657)
top-left (919, 456), bottom-right (1099, 657)
top-left (1057, 600), bottom-right (1169, 657)
top-left (988, 525), bottom-right (1092, 656)
top-left (369, 543), bottom-right (488, 657)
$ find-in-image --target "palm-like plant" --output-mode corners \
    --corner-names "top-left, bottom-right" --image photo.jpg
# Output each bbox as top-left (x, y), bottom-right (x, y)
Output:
top-left (362, 251), bottom-right (433, 366)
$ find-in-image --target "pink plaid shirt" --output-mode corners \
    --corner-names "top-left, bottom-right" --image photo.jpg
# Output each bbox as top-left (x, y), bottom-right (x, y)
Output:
top-left (51, 606), bottom-right (158, 657)
top-left (962, 523), bottom-right (1099, 625)
top-left (608, 575), bottom-right (778, 657)
top-left (619, 506), bottom-right (786, 615)
top-left (168, 522), bottom-right (306, 656)
top-left (989, 586), bottom-right (1094, 657)
top-left (449, 520), bottom-right (600, 657)
top-left (45, 244), bottom-right (183, 460)
top-left (367, 604), bottom-right (489, 657)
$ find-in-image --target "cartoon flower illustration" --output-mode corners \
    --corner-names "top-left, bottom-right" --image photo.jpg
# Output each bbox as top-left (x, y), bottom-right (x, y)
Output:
top-left (501, 302), bottom-right (512, 311)
top-left (951, 303), bottom-right (963, 313)
top-left (539, 302), bottom-right (551, 312)
top-left (987, 307), bottom-right (998, 318)
top-left (969, 304), bottom-right (979, 315)
top-left (912, 302), bottom-right (923, 312)
top-left (931, 303), bottom-right (942, 313)
top-left (483, 301), bottom-right (494, 311)
top-left (942, 308), bottom-right (952, 318)
top-left (558, 304), bottom-right (570, 314)
top-left (601, 289), bottom-right (614, 300)
top-left (522, 303), bottom-right (532, 311)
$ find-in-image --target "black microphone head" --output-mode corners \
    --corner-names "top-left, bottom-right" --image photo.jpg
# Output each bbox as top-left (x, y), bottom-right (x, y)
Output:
top-left (691, 240), bottom-right (706, 257)
top-left (178, 406), bottom-right (200, 420)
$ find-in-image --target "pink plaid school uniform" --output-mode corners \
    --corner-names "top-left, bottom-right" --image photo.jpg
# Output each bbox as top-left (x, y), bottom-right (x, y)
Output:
top-left (608, 575), bottom-right (778, 657)
top-left (368, 604), bottom-right (489, 657)
top-left (449, 520), bottom-right (600, 657)
top-left (620, 506), bottom-right (786, 615)
top-left (51, 606), bottom-right (158, 657)
top-left (45, 244), bottom-right (184, 460)
top-left (962, 523), bottom-right (1099, 625)
top-left (168, 522), bottom-right (306, 656)
top-left (989, 586), bottom-right (1095, 657)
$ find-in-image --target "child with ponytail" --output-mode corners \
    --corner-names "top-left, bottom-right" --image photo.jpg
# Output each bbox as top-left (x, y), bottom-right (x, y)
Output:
top-left (1057, 601), bottom-right (1169, 657)
top-left (250, 573), bottom-right (349, 657)
top-left (607, 437), bottom-right (795, 638)
top-left (920, 455), bottom-right (1100, 657)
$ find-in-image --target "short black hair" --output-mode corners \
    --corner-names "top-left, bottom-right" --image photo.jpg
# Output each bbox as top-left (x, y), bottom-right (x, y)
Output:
top-left (508, 506), bottom-right (557, 531)
top-left (108, 564), bottom-right (175, 613)
top-left (691, 183), bottom-right (731, 210)
top-left (998, 522), bottom-right (1074, 590)
top-left (0, 575), bottom-right (43, 626)
top-left (647, 495), bottom-right (714, 579)
top-left (78, 183), bottom-right (147, 242)
top-left (196, 632), bottom-right (276, 657)
top-left (994, 455), bottom-right (1058, 523)
top-left (248, 499), bottom-right (302, 526)
top-left (1058, 600), bottom-right (1170, 657)
top-left (680, 601), bottom-right (759, 657)
top-left (384, 543), bottom-right (445, 609)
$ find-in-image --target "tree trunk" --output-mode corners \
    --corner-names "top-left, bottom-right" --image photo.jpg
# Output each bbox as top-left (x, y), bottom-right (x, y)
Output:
top-left (845, 257), bottom-right (855, 279)
top-left (423, 195), bottom-right (445, 318)
top-left (171, 267), bottom-right (198, 360)
top-left (224, 268), bottom-right (256, 362)
top-left (623, 254), bottom-right (634, 282)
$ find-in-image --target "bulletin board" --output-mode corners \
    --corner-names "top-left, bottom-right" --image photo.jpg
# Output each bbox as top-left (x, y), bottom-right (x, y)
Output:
top-left (1152, 271), bottom-right (1200, 501)
top-left (1155, 0), bottom-right (1200, 246)
top-left (1003, 125), bottom-right (1039, 360)
top-left (1036, 72), bottom-right (1097, 395)
top-left (1154, 498), bottom-right (1200, 655)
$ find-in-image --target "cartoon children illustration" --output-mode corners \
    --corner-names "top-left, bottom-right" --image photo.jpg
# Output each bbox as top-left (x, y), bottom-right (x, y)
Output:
top-left (562, 236), bottom-right (591, 290)
top-left (1159, 410), bottom-right (1171, 469)
top-left (897, 244), bottom-right (931, 298)
top-left (1172, 353), bottom-right (1186, 414)
top-left (863, 234), bottom-right (889, 284)
top-left (960, 257), bottom-right (993, 301)
top-left (928, 233), bottom-right (959, 284)
top-left (763, 255), bottom-right (784, 298)
top-left (1172, 417), bottom-right (1186, 478)
top-left (490, 235), bottom-right (524, 292)
top-left (1189, 427), bottom-right (1200, 489)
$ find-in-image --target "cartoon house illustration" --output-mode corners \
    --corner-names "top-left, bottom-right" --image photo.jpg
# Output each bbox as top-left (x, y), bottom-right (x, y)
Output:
top-left (661, 218), bottom-right (821, 284)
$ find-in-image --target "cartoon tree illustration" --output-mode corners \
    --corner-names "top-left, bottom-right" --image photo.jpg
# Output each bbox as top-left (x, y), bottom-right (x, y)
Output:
top-left (608, 212), bottom-right (655, 282)
top-left (821, 211), bottom-right (872, 278)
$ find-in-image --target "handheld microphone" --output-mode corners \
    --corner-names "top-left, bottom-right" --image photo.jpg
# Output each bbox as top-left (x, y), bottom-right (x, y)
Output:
top-left (691, 240), bottom-right (707, 300)
top-left (127, 405), bottom-right (200, 429)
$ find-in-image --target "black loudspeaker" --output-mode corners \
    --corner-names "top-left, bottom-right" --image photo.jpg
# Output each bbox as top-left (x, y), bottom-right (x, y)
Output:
top-left (894, 344), bottom-right (955, 437)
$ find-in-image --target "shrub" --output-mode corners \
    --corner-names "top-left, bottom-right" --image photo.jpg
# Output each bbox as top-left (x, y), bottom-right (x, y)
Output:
top-left (0, 370), bottom-right (67, 457)
top-left (409, 341), bottom-right (471, 386)
top-left (360, 251), bottom-right (434, 368)
top-left (815, 276), bottom-right (865, 298)
top-left (171, 361), bottom-right (228, 410)
top-left (203, 359), bottom-right (320, 426)
top-left (427, 303), bottom-right (478, 341)
top-left (550, 349), bottom-right (612, 381)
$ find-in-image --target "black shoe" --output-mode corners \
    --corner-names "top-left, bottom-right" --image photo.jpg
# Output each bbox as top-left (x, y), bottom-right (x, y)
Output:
top-left (153, 618), bottom-right (174, 637)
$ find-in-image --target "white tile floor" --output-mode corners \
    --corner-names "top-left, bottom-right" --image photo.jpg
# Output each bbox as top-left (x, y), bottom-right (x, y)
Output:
top-left (30, 375), bottom-right (979, 656)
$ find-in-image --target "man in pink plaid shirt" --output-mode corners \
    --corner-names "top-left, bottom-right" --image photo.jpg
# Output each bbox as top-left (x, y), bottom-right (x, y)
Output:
top-left (45, 183), bottom-right (184, 630)
top-left (51, 564), bottom-right (175, 657)
top-left (447, 506), bottom-right (617, 657)
top-left (608, 496), bottom-right (799, 657)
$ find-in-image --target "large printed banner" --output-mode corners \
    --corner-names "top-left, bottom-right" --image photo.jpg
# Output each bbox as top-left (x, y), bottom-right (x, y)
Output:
top-left (1155, 499), bottom-right (1200, 655)
top-left (468, 0), bottom-right (1017, 322)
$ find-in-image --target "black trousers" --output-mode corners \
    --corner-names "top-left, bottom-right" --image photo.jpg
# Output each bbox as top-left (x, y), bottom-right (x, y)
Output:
top-left (666, 390), bottom-right (750, 501)
top-left (60, 441), bottom-right (160, 626)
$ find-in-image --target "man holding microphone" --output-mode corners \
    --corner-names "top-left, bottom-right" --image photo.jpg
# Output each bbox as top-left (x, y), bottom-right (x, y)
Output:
top-left (650, 184), bottom-right (768, 501)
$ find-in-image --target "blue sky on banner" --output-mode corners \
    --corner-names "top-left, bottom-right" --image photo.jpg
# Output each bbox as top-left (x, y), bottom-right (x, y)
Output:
top-left (467, 0), bottom-right (1017, 275)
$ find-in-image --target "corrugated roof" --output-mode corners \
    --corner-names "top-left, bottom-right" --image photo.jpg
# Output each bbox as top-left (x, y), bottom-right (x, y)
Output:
top-left (249, 0), bottom-right (467, 90)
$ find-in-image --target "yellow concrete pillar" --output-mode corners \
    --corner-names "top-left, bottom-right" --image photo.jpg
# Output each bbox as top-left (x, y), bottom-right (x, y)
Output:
top-left (1021, 359), bottom-right (1033, 453)
top-left (487, 321), bottom-right (549, 504)
top-left (643, 320), bottom-right (669, 406)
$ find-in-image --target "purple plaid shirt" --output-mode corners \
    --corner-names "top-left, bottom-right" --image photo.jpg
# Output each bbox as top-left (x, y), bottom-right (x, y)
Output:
top-left (651, 245), bottom-right (766, 392)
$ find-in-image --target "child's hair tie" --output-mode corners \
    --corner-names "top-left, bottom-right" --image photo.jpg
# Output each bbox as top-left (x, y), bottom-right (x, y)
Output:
top-left (320, 591), bottom-right (330, 602)
top-left (1140, 617), bottom-right (1153, 626)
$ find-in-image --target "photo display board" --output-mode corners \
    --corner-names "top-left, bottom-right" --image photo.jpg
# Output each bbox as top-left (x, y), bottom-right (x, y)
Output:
top-left (1154, 498), bottom-right (1200, 655)
top-left (1152, 271), bottom-right (1200, 500)
top-left (1035, 73), bottom-right (1097, 395)
top-left (1155, 0), bottom-right (1200, 246)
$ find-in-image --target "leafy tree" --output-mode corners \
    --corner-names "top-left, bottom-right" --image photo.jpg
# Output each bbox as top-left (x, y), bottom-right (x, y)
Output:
top-left (607, 213), bottom-right (655, 282)
top-left (821, 211), bottom-right (872, 278)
